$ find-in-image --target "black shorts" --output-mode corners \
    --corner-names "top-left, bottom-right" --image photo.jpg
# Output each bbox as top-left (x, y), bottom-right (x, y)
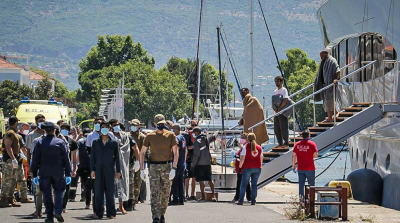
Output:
top-left (194, 165), bottom-right (212, 182)
top-left (186, 161), bottom-right (195, 178)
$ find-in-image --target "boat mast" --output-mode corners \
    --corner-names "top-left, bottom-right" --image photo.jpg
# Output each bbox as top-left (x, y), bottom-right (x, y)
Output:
top-left (217, 26), bottom-right (225, 131)
top-left (250, 0), bottom-right (254, 94)
top-left (191, 0), bottom-right (204, 119)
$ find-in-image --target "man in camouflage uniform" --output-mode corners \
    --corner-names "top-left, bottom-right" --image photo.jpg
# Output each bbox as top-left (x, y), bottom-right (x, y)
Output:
top-left (140, 114), bottom-right (179, 223)
top-left (0, 116), bottom-right (22, 208)
top-left (125, 119), bottom-right (142, 211)
top-left (15, 135), bottom-right (33, 203)
top-left (130, 119), bottom-right (146, 202)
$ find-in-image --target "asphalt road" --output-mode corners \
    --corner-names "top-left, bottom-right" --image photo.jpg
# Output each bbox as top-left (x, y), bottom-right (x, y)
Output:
top-left (1, 193), bottom-right (291, 223)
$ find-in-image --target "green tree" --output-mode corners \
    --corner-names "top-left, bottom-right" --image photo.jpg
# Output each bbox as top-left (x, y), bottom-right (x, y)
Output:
top-left (31, 68), bottom-right (69, 100)
top-left (165, 57), bottom-right (233, 115)
top-left (0, 80), bottom-right (35, 116)
top-left (79, 60), bottom-right (192, 124)
top-left (279, 48), bottom-right (324, 127)
top-left (35, 78), bottom-right (54, 100)
top-left (279, 48), bottom-right (317, 79)
top-left (79, 34), bottom-right (155, 74)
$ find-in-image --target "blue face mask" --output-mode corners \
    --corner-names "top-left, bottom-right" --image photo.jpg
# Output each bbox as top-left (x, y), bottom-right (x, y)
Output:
top-left (61, 129), bottom-right (69, 136)
top-left (130, 126), bottom-right (137, 132)
top-left (113, 125), bottom-right (121, 133)
top-left (94, 123), bottom-right (101, 131)
top-left (38, 122), bottom-right (44, 129)
top-left (82, 137), bottom-right (87, 141)
top-left (101, 128), bottom-right (109, 136)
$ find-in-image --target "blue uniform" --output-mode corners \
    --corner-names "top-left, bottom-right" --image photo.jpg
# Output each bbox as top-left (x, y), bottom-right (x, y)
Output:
top-left (31, 134), bottom-right (72, 220)
top-left (90, 136), bottom-right (121, 218)
top-left (171, 135), bottom-right (186, 204)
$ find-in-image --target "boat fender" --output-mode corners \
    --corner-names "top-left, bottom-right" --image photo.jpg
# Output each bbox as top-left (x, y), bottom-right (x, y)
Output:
top-left (346, 168), bottom-right (382, 205)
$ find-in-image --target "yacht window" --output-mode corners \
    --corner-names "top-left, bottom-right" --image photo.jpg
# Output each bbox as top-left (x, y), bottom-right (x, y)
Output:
top-left (372, 153), bottom-right (377, 168)
top-left (385, 154), bottom-right (390, 170)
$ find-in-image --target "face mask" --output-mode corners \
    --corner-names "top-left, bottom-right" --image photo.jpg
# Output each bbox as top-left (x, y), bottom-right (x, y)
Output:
top-left (23, 129), bottom-right (29, 135)
top-left (113, 125), bottom-right (121, 133)
top-left (130, 126), bottom-right (137, 132)
top-left (94, 123), bottom-right (101, 131)
top-left (38, 122), bottom-right (44, 129)
top-left (240, 139), bottom-right (247, 144)
top-left (82, 137), bottom-right (87, 141)
top-left (157, 124), bottom-right (165, 131)
top-left (101, 128), bottom-right (109, 136)
top-left (61, 129), bottom-right (69, 136)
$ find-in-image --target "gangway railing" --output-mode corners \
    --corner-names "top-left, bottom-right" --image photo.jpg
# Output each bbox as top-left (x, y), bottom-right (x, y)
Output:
top-left (229, 61), bottom-right (357, 130)
top-left (249, 60), bottom-right (377, 131)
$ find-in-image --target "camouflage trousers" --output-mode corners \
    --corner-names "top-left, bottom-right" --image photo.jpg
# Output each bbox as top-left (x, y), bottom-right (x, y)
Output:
top-left (128, 164), bottom-right (142, 200)
top-left (17, 163), bottom-right (28, 199)
top-left (149, 163), bottom-right (172, 219)
top-left (1, 160), bottom-right (18, 197)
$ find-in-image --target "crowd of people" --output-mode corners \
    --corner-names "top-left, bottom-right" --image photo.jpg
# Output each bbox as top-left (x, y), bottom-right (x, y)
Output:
top-left (0, 73), bottom-right (329, 222)
top-left (1, 113), bottom-right (258, 223)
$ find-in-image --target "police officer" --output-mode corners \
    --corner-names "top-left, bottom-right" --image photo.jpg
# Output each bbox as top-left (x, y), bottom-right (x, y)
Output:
top-left (90, 121), bottom-right (121, 220)
top-left (0, 116), bottom-right (22, 208)
top-left (31, 122), bottom-right (72, 223)
top-left (140, 114), bottom-right (179, 223)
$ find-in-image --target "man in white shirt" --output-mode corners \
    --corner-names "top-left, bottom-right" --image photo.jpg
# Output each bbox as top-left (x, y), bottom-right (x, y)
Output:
top-left (273, 76), bottom-right (289, 148)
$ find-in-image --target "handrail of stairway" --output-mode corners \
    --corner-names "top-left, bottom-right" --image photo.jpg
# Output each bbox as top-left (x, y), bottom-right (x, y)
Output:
top-left (289, 61), bottom-right (356, 99)
top-left (248, 60), bottom-right (377, 131)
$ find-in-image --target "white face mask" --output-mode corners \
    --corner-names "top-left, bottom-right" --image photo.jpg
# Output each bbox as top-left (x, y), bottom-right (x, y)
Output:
top-left (23, 129), bottom-right (29, 135)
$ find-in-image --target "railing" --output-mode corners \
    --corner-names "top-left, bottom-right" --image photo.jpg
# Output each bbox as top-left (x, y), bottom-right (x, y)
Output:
top-left (289, 61), bottom-right (356, 99)
top-left (249, 60), bottom-right (377, 131)
top-left (230, 62), bottom-right (357, 131)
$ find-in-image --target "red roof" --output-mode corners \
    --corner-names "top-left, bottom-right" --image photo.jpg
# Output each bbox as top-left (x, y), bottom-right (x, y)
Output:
top-left (0, 58), bottom-right (54, 81)
top-left (0, 58), bottom-right (23, 69)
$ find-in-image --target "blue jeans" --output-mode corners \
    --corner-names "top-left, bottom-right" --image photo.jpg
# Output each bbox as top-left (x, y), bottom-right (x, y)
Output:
top-left (40, 177), bottom-right (66, 218)
top-left (239, 168), bottom-right (261, 203)
top-left (298, 170), bottom-right (315, 198)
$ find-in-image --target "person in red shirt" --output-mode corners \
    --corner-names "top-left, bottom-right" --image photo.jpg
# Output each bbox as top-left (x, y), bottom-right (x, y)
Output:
top-left (232, 133), bottom-right (251, 203)
top-left (292, 131), bottom-right (319, 198)
top-left (236, 133), bottom-right (263, 205)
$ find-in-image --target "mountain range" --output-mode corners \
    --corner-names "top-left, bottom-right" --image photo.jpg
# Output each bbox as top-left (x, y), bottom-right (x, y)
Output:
top-left (0, 0), bottom-right (324, 92)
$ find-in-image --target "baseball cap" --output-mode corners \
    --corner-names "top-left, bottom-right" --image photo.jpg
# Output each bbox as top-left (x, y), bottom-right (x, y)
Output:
top-left (166, 120), bottom-right (173, 127)
top-left (130, 119), bottom-right (140, 126)
top-left (43, 122), bottom-right (56, 130)
top-left (154, 114), bottom-right (166, 124)
top-left (9, 116), bottom-right (20, 123)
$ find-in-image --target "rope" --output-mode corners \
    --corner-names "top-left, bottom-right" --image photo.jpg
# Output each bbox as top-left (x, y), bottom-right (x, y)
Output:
top-left (256, 0), bottom-right (303, 132)
top-left (315, 141), bottom-right (347, 179)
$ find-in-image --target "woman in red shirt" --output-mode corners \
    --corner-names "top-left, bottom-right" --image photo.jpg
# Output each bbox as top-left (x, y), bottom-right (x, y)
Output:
top-left (236, 133), bottom-right (263, 205)
top-left (232, 133), bottom-right (251, 203)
